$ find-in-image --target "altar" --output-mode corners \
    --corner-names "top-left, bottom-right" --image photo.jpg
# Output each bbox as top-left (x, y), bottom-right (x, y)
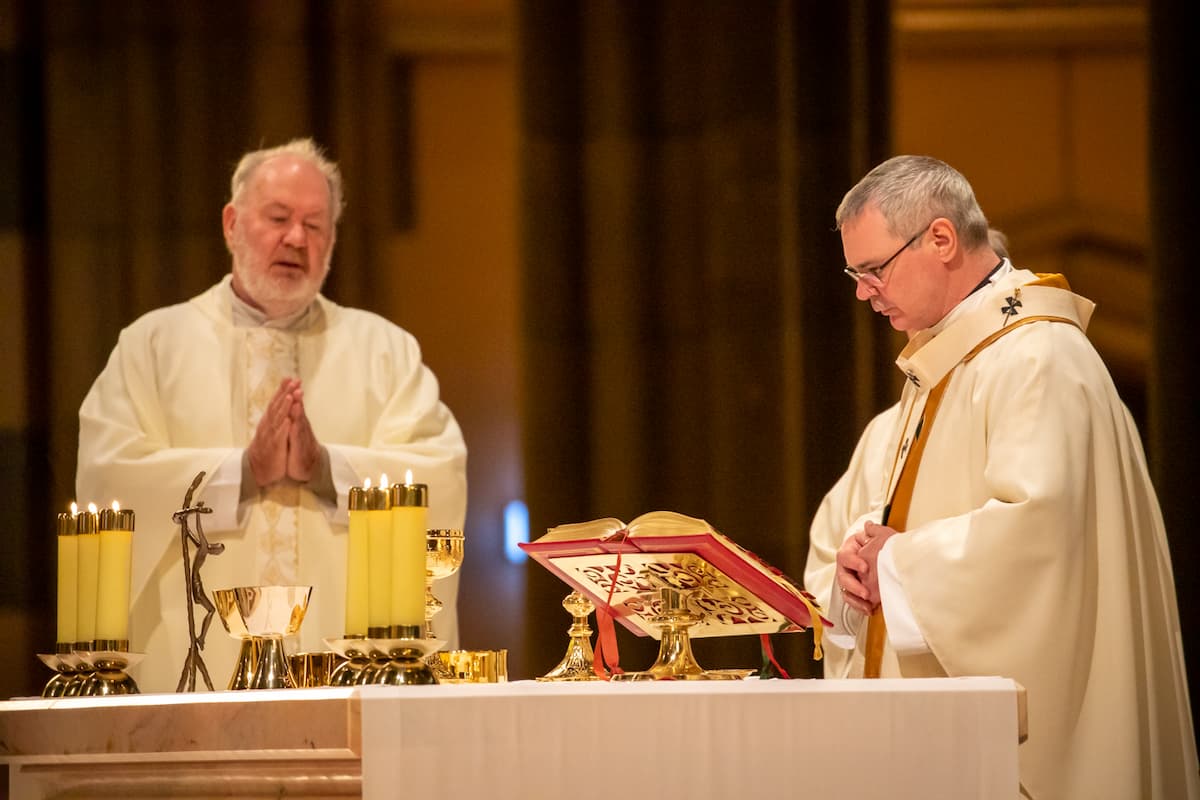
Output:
top-left (0, 676), bottom-right (1024, 799)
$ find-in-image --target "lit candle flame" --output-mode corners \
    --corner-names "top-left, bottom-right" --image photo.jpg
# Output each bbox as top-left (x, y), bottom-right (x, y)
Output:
top-left (380, 473), bottom-right (389, 488)
top-left (111, 500), bottom-right (120, 512)
top-left (70, 501), bottom-right (78, 515)
top-left (404, 469), bottom-right (413, 486)
top-left (363, 476), bottom-right (372, 490)
top-left (87, 502), bottom-right (98, 514)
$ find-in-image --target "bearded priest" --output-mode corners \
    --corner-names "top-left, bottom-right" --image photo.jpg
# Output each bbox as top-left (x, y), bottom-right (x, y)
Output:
top-left (75, 138), bottom-right (467, 693)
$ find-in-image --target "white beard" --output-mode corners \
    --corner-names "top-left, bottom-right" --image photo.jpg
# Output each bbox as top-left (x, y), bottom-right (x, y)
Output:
top-left (230, 237), bottom-right (330, 319)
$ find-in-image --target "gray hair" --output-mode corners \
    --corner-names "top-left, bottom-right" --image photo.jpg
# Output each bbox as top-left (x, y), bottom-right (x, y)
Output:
top-left (228, 138), bottom-right (345, 226)
top-left (835, 155), bottom-right (990, 251)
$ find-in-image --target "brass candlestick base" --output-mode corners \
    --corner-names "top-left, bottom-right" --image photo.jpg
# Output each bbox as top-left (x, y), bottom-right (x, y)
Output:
top-left (538, 591), bottom-right (601, 681)
top-left (325, 634), bottom-right (444, 685)
top-left (326, 637), bottom-right (370, 686)
top-left (611, 587), bottom-right (753, 682)
top-left (373, 643), bottom-right (438, 685)
top-left (37, 652), bottom-right (80, 698)
top-left (70, 649), bottom-right (144, 696)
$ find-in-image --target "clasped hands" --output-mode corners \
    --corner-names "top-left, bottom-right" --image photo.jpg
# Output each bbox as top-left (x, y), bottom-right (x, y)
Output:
top-left (247, 378), bottom-right (323, 488)
top-left (835, 521), bottom-right (900, 616)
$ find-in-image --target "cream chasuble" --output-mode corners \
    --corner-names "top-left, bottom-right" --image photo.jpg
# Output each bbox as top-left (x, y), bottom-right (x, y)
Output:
top-left (244, 327), bottom-right (301, 586)
top-left (77, 276), bottom-right (468, 694)
top-left (823, 269), bottom-right (1198, 800)
top-left (804, 402), bottom-right (901, 679)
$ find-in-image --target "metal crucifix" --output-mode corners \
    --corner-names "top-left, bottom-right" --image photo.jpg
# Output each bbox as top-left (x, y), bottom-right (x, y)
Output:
top-left (173, 471), bottom-right (224, 692)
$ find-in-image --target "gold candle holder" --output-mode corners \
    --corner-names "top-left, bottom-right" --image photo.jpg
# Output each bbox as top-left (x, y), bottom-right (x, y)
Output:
top-left (327, 635), bottom-right (371, 686)
top-left (538, 591), bottom-right (602, 681)
top-left (324, 630), bottom-right (442, 685)
top-left (77, 647), bottom-right (143, 696)
top-left (37, 645), bottom-right (79, 698)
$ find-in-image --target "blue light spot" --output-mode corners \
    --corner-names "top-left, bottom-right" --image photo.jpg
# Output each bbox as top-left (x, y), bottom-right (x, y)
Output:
top-left (504, 500), bottom-right (529, 563)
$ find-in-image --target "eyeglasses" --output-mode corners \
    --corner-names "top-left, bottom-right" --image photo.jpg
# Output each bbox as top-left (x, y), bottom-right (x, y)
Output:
top-left (843, 221), bottom-right (933, 287)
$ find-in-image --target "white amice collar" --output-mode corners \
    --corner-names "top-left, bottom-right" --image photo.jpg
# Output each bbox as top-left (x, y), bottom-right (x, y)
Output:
top-left (895, 267), bottom-right (1095, 391)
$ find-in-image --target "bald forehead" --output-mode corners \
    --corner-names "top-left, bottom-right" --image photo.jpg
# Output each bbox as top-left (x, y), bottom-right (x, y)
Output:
top-left (243, 155), bottom-right (332, 212)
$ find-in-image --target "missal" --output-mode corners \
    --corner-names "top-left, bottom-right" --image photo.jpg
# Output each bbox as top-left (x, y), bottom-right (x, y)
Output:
top-left (520, 511), bottom-right (829, 640)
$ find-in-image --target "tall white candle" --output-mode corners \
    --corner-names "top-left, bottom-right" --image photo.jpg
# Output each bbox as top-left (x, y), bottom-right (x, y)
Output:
top-left (389, 470), bottom-right (428, 634)
top-left (366, 475), bottom-right (392, 636)
top-left (56, 508), bottom-right (78, 647)
top-left (345, 483), bottom-right (370, 637)
top-left (96, 501), bottom-right (134, 645)
top-left (75, 503), bottom-right (100, 648)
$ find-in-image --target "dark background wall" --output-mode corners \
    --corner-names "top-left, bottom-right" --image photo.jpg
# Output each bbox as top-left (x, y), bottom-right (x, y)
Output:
top-left (0, 0), bottom-right (1193, 732)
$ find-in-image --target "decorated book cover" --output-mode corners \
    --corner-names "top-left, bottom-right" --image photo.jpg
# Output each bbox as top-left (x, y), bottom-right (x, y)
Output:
top-left (520, 511), bottom-right (829, 640)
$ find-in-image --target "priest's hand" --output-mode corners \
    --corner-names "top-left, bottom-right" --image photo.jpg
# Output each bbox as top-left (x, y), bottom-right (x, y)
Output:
top-left (855, 522), bottom-right (899, 609)
top-left (836, 533), bottom-right (875, 616)
top-left (285, 383), bottom-right (323, 483)
top-left (247, 379), bottom-right (296, 486)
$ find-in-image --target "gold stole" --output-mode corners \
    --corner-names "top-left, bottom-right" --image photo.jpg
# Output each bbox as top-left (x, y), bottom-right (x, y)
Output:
top-left (863, 275), bottom-right (1078, 678)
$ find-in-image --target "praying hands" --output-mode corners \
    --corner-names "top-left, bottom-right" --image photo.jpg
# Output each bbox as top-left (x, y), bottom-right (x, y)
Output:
top-left (247, 378), bottom-right (324, 487)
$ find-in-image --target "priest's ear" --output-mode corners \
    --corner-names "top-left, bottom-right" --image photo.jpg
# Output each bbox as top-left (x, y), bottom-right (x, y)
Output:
top-left (221, 203), bottom-right (239, 254)
top-left (928, 217), bottom-right (959, 265)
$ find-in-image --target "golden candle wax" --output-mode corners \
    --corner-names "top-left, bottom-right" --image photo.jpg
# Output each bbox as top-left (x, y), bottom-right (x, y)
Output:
top-left (74, 503), bottom-right (100, 648)
top-left (56, 509), bottom-right (79, 647)
top-left (96, 502), bottom-right (135, 645)
top-left (389, 472), bottom-right (429, 631)
top-left (345, 484), bottom-right (371, 637)
top-left (366, 476), bottom-right (393, 636)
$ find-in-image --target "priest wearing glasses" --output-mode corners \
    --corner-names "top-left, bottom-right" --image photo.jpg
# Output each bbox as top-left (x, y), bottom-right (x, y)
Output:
top-left (824, 155), bottom-right (1197, 800)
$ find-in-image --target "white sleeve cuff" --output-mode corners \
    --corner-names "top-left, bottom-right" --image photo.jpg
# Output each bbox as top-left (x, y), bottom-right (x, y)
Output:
top-left (204, 451), bottom-right (249, 531)
top-left (324, 445), bottom-right (358, 527)
top-left (877, 537), bottom-right (930, 656)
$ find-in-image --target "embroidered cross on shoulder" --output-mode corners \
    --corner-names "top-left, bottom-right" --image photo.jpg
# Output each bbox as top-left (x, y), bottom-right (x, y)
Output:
top-left (1001, 288), bottom-right (1023, 326)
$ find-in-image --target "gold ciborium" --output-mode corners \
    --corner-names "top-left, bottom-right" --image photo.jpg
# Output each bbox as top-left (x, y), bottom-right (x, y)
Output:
top-left (214, 585), bottom-right (312, 690)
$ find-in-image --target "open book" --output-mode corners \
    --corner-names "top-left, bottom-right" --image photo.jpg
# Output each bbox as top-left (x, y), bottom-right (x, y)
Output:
top-left (520, 511), bottom-right (828, 640)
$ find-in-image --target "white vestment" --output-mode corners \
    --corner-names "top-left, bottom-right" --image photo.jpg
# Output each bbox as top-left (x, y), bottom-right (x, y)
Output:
top-left (804, 402), bottom-right (900, 679)
top-left (77, 277), bottom-right (468, 693)
top-left (825, 269), bottom-right (1198, 800)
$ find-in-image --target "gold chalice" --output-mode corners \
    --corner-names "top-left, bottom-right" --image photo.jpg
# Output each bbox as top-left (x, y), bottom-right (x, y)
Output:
top-left (424, 530), bottom-right (465, 639)
top-left (214, 585), bottom-right (312, 690)
top-left (425, 529), bottom-right (464, 680)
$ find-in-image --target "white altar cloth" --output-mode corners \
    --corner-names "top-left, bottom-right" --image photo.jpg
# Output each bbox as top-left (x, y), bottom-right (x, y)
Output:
top-left (0, 676), bottom-right (1021, 799)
